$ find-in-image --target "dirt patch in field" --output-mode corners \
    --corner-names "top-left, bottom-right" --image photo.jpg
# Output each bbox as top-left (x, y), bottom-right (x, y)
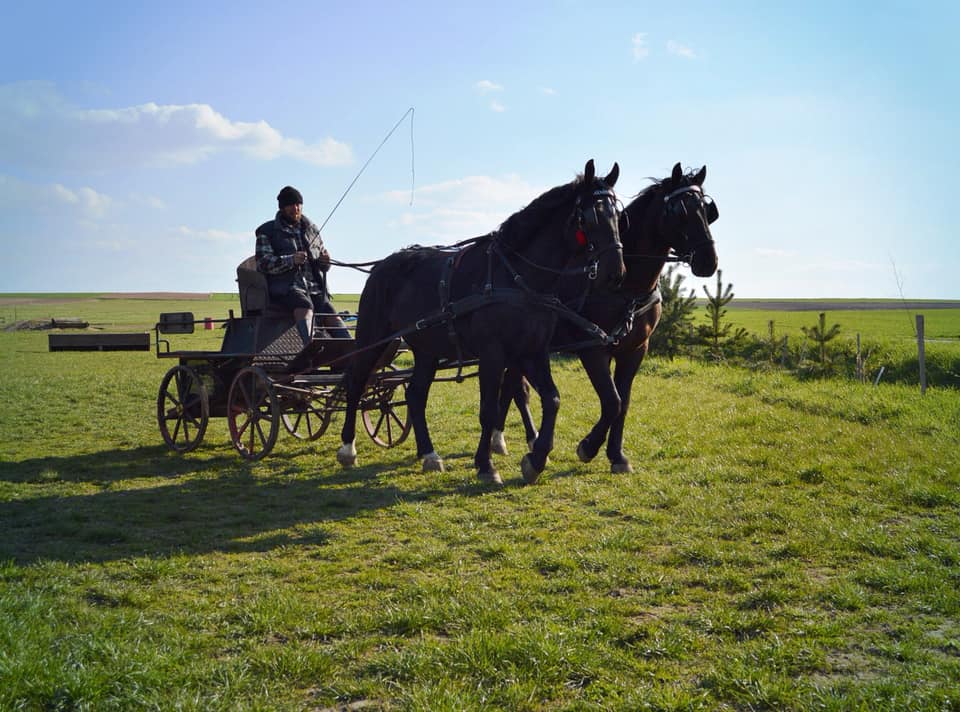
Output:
top-left (732, 300), bottom-right (960, 311)
top-left (0, 292), bottom-right (212, 306)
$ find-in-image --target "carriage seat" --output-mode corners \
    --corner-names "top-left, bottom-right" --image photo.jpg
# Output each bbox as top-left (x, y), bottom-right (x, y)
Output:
top-left (236, 255), bottom-right (289, 318)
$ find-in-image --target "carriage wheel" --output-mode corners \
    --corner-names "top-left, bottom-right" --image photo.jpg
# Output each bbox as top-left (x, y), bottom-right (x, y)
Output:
top-left (157, 365), bottom-right (209, 453)
top-left (361, 365), bottom-right (412, 448)
top-left (227, 366), bottom-right (280, 461)
top-left (281, 392), bottom-right (332, 440)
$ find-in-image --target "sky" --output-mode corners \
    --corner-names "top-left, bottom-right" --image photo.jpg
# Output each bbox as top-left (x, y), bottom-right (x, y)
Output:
top-left (1, 0), bottom-right (957, 299)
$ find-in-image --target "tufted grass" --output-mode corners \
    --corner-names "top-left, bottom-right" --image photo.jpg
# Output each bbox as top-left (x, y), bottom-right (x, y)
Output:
top-left (1, 296), bottom-right (959, 710)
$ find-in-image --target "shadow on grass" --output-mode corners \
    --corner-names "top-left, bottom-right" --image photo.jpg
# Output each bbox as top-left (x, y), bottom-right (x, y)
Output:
top-left (0, 446), bottom-right (235, 484)
top-left (0, 446), bottom-right (492, 566)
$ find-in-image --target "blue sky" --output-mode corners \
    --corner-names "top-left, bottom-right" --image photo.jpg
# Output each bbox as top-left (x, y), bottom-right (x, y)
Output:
top-left (1, 0), bottom-right (957, 298)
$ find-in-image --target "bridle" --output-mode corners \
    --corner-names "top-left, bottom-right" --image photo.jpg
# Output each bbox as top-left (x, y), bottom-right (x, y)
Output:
top-left (623, 183), bottom-right (718, 265)
top-left (501, 185), bottom-right (623, 282)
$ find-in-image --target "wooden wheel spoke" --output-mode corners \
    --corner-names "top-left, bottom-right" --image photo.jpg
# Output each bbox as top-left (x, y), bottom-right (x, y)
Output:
top-left (228, 367), bottom-right (279, 460)
top-left (157, 365), bottom-right (209, 454)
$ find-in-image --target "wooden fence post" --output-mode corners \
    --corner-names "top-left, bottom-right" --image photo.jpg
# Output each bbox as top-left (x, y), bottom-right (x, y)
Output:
top-left (916, 314), bottom-right (926, 395)
top-left (857, 333), bottom-right (867, 383)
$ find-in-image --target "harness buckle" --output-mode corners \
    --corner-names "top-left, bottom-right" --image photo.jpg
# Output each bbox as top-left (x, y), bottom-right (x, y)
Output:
top-left (587, 261), bottom-right (598, 280)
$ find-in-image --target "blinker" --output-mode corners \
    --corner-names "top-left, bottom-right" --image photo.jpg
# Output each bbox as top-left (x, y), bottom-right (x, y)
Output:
top-left (704, 197), bottom-right (719, 224)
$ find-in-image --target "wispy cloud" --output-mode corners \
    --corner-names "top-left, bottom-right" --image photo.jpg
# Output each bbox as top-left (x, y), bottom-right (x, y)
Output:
top-left (489, 100), bottom-right (506, 113)
top-left (632, 33), bottom-right (650, 61)
top-left (176, 225), bottom-right (249, 243)
top-left (540, 87), bottom-right (557, 96)
top-left (0, 174), bottom-right (113, 218)
top-left (667, 40), bottom-right (698, 59)
top-left (383, 174), bottom-right (543, 240)
top-left (474, 79), bottom-right (503, 93)
top-left (755, 247), bottom-right (799, 259)
top-left (0, 81), bottom-right (353, 171)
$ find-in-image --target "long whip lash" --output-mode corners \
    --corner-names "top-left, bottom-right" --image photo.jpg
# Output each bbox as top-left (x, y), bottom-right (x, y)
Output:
top-left (318, 107), bottom-right (415, 233)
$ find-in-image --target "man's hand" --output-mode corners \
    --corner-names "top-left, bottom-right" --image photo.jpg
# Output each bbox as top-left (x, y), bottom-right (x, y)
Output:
top-left (293, 251), bottom-right (308, 267)
top-left (317, 247), bottom-right (331, 272)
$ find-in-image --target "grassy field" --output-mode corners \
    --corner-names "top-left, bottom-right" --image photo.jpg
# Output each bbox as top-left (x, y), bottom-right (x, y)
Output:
top-left (1, 295), bottom-right (959, 710)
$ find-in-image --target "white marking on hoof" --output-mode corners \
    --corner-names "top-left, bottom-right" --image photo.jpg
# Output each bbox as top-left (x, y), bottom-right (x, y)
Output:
top-left (521, 454), bottom-right (542, 485)
top-left (422, 451), bottom-right (444, 472)
top-left (576, 442), bottom-right (594, 463)
top-left (477, 469), bottom-right (503, 486)
top-left (336, 441), bottom-right (357, 467)
top-left (611, 462), bottom-right (634, 474)
top-left (490, 429), bottom-right (508, 456)
top-left (527, 432), bottom-right (539, 452)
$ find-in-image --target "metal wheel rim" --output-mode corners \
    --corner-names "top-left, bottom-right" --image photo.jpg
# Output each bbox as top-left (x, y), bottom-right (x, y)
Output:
top-left (281, 393), bottom-right (332, 440)
top-left (361, 365), bottom-right (412, 448)
top-left (157, 364), bottom-right (209, 453)
top-left (227, 366), bottom-right (279, 461)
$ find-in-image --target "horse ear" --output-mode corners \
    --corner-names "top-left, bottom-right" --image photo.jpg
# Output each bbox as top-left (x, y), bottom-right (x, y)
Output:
top-left (584, 159), bottom-right (596, 182)
top-left (604, 162), bottom-right (620, 188)
top-left (693, 165), bottom-right (706, 186)
top-left (671, 162), bottom-right (683, 185)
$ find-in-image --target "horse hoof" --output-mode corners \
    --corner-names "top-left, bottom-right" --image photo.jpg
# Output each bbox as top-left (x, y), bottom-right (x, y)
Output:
top-left (490, 429), bottom-right (508, 456)
top-left (422, 452), bottom-right (444, 472)
top-left (337, 442), bottom-right (357, 468)
top-left (611, 461), bottom-right (634, 474)
top-left (521, 454), bottom-right (542, 485)
top-left (576, 442), bottom-right (595, 463)
top-left (477, 469), bottom-right (503, 486)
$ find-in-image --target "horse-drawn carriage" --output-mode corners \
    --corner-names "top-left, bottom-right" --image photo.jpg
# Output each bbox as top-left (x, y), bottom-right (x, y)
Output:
top-left (154, 258), bottom-right (417, 461)
top-left (154, 159), bottom-right (719, 485)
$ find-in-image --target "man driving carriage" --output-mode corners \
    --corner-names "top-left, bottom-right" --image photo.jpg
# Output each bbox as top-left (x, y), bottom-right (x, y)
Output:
top-left (255, 185), bottom-right (350, 344)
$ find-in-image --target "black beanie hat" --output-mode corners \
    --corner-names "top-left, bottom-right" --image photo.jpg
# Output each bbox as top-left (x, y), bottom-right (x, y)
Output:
top-left (277, 186), bottom-right (303, 208)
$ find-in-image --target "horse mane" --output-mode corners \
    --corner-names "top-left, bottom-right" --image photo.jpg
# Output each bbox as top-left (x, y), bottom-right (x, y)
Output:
top-left (623, 168), bottom-right (699, 230)
top-left (495, 175), bottom-right (584, 252)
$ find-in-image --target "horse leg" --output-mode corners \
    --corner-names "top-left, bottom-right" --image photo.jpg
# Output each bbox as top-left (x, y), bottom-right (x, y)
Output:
top-left (575, 349), bottom-right (621, 464)
top-left (606, 350), bottom-right (645, 473)
top-left (400, 356), bottom-right (442, 472)
top-left (491, 368), bottom-right (537, 456)
top-left (475, 356), bottom-right (505, 485)
top-left (518, 354), bottom-right (559, 485)
top-left (337, 351), bottom-right (378, 467)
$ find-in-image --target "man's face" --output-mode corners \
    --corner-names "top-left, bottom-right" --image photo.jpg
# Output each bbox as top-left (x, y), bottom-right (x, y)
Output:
top-left (281, 203), bottom-right (302, 223)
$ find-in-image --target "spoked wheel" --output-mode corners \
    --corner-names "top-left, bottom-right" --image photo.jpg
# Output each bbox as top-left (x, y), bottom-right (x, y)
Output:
top-left (361, 365), bottom-right (412, 448)
top-left (157, 364), bottom-right (209, 453)
top-left (281, 391), bottom-right (332, 441)
top-left (227, 366), bottom-right (280, 461)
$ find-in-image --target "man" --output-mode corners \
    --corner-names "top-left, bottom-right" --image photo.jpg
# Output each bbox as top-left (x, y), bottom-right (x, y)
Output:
top-left (255, 186), bottom-right (350, 344)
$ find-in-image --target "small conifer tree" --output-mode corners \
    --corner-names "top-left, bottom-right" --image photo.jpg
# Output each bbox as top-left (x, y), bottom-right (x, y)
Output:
top-left (801, 312), bottom-right (842, 364)
top-left (697, 269), bottom-right (746, 358)
top-left (650, 265), bottom-right (697, 358)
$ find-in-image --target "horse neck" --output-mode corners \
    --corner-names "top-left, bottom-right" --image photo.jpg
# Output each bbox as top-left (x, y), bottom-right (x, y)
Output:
top-left (504, 216), bottom-right (575, 293)
top-left (621, 191), bottom-right (669, 294)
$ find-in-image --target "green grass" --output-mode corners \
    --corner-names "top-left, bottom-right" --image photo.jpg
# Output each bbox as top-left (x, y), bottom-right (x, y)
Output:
top-left (1, 297), bottom-right (959, 710)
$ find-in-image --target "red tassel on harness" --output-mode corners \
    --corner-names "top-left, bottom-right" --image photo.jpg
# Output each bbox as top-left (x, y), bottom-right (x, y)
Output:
top-left (575, 229), bottom-right (587, 247)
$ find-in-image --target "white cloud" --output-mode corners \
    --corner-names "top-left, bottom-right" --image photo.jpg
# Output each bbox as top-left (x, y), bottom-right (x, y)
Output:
top-left (0, 81), bottom-right (353, 171)
top-left (489, 100), bottom-right (506, 113)
top-left (632, 33), bottom-right (650, 61)
top-left (540, 87), bottom-right (557, 96)
top-left (667, 40), bottom-right (698, 59)
top-left (382, 174), bottom-right (544, 241)
top-left (755, 248), bottom-right (798, 259)
top-left (175, 225), bottom-right (250, 243)
top-left (474, 79), bottom-right (503, 93)
top-left (0, 174), bottom-right (113, 218)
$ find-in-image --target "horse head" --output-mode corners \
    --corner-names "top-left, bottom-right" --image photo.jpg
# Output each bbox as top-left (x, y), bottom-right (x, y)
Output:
top-left (570, 159), bottom-right (625, 288)
top-left (657, 162), bottom-right (719, 277)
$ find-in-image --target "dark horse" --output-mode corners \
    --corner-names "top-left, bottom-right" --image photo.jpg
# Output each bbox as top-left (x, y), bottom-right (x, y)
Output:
top-left (336, 160), bottom-right (625, 484)
top-left (495, 162), bottom-right (719, 472)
